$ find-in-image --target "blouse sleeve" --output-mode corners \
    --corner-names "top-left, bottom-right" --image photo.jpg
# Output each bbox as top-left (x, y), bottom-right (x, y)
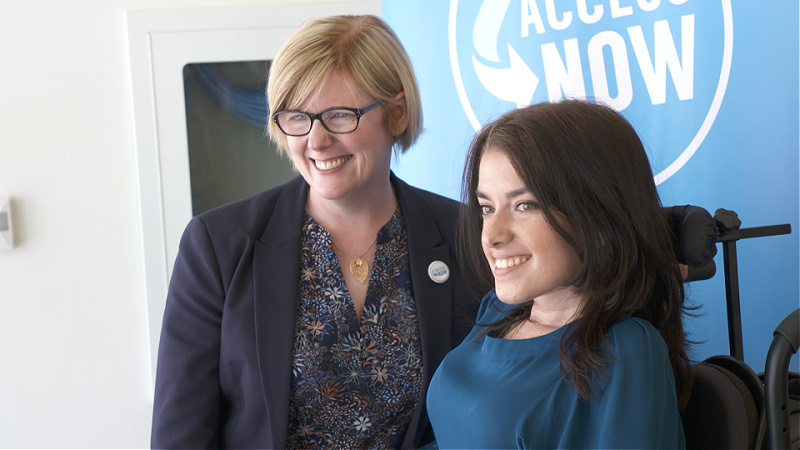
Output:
top-left (557, 318), bottom-right (686, 449)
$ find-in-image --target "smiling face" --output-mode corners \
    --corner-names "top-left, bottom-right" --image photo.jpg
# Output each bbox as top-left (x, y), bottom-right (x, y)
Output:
top-left (477, 148), bottom-right (583, 306)
top-left (285, 71), bottom-right (404, 205)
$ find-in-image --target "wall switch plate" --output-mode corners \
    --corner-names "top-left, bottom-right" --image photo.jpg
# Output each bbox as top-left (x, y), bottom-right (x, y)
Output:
top-left (0, 197), bottom-right (13, 250)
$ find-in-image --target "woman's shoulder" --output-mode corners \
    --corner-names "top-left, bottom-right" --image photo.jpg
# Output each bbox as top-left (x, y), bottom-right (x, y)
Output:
top-left (607, 317), bottom-right (669, 361)
top-left (191, 176), bottom-right (305, 232)
top-left (391, 174), bottom-right (460, 213)
top-left (609, 316), bottom-right (659, 335)
top-left (176, 176), bottom-right (308, 258)
top-left (391, 175), bottom-right (464, 250)
top-left (201, 176), bottom-right (303, 219)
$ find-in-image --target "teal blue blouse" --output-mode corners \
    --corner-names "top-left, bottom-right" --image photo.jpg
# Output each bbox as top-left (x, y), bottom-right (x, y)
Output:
top-left (427, 291), bottom-right (685, 449)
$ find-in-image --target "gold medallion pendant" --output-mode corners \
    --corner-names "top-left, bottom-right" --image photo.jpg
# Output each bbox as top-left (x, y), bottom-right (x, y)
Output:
top-left (350, 256), bottom-right (369, 283)
top-left (332, 237), bottom-right (376, 284)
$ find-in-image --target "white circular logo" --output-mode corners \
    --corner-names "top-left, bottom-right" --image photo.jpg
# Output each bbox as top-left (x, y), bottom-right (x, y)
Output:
top-left (448, 0), bottom-right (733, 184)
top-left (428, 260), bottom-right (451, 284)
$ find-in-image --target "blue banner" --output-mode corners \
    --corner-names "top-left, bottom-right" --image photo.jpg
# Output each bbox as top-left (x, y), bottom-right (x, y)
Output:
top-left (385, 0), bottom-right (799, 372)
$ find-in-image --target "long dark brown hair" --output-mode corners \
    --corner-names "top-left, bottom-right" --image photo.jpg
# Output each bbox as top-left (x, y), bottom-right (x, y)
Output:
top-left (458, 100), bottom-right (693, 408)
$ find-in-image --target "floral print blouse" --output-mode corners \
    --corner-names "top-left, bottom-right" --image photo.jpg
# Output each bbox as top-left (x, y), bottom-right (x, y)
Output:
top-left (286, 209), bottom-right (423, 449)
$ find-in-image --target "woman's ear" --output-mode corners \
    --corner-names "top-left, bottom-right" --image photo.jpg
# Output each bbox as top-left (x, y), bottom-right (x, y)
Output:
top-left (388, 91), bottom-right (409, 136)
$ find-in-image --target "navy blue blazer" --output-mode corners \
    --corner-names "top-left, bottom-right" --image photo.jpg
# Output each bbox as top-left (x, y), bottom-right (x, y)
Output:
top-left (151, 174), bottom-right (479, 449)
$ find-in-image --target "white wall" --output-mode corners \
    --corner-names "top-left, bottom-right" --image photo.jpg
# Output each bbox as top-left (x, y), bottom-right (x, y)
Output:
top-left (0, 0), bottom-right (375, 447)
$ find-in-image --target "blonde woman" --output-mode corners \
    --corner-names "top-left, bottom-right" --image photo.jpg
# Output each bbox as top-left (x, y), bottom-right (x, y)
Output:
top-left (151, 15), bottom-right (478, 448)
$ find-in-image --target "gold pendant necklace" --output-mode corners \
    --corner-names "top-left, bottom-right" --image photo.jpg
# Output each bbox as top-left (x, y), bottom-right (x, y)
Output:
top-left (331, 238), bottom-right (377, 284)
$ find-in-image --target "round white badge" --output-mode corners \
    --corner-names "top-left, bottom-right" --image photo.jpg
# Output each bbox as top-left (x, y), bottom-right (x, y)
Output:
top-left (427, 260), bottom-right (450, 284)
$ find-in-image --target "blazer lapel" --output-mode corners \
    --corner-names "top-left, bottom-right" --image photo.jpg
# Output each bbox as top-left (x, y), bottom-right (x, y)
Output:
top-left (392, 175), bottom-right (456, 448)
top-left (253, 177), bottom-right (307, 449)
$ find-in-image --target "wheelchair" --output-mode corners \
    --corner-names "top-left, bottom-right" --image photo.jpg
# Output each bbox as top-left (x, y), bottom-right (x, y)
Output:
top-left (678, 207), bottom-right (797, 449)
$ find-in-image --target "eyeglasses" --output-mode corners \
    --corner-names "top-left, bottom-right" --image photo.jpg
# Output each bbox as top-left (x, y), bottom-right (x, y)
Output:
top-left (272, 99), bottom-right (383, 136)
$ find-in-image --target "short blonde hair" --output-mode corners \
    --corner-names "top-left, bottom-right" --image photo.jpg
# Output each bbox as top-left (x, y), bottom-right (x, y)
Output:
top-left (266, 15), bottom-right (422, 157)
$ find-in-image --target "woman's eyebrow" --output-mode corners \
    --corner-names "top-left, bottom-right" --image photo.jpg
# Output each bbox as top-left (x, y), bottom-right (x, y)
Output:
top-left (475, 187), bottom-right (530, 201)
top-left (505, 188), bottom-right (530, 199)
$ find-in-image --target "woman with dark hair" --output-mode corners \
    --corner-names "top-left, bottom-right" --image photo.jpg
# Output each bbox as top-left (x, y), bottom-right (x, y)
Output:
top-left (426, 100), bottom-right (693, 449)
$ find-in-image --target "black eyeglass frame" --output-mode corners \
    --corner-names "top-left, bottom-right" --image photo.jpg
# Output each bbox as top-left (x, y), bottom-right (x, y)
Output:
top-left (271, 99), bottom-right (384, 137)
